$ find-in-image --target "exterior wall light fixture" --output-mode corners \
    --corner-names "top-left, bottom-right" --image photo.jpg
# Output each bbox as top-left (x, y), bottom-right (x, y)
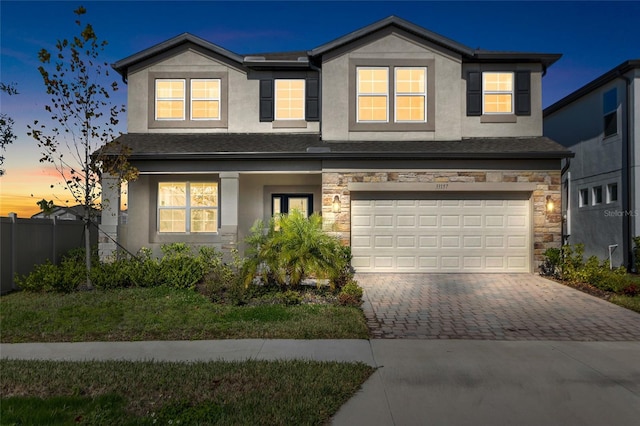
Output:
top-left (546, 195), bottom-right (555, 213)
top-left (332, 195), bottom-right (341, 213)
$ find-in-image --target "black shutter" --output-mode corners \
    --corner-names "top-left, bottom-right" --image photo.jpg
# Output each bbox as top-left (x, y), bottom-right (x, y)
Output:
top-left (259, 79), bottom-right (274, 122)
top-left (305, 77), bottom-right (320, 121)
top-left (466, 71), bottom-right (482, 116)
top-left (515, 71), bottom-right (531, 116)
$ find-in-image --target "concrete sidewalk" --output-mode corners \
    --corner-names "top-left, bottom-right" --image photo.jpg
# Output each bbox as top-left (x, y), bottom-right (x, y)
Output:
top-left (2, 339), bottom-right (640, 426)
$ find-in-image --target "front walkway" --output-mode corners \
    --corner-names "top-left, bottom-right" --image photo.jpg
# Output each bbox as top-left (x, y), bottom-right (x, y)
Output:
top-left (358, 273), bottom-right (640, 340)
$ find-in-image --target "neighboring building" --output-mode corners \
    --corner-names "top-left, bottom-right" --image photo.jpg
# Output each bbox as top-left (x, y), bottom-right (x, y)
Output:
top-left (31, 205), bottom-right (101, 223)
top-left (544, 60), bottom-right (639, 269)
top-left (102, 16), bottom-right (572, 273)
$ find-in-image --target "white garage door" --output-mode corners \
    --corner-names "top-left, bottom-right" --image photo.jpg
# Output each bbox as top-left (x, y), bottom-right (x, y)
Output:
top-left (351, 195), bottom-right (531, 273)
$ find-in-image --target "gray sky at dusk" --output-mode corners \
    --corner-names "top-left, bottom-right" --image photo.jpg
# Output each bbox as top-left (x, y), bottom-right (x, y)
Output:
top-left (1, 0), bottom-right (638, 215)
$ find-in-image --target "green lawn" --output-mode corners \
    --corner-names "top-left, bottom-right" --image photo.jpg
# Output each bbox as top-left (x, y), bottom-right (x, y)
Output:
top-left (610, 294), bottom-right (640, 313)
top-left (1, 359), bottom-right (375, 425)
top-left (0, 286), bottom-right (370, 342)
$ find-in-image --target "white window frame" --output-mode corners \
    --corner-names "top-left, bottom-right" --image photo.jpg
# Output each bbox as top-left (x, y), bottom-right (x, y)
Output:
top-left (274, 79), bottom-right (305, 121)
top-left (357, 66), bottom-right (389, 123)
top-left (155, 79), bottom-right (186, 120)
top-left (579, 188), bottom-right (589, 207)
top-left (606, 183), bottom-right (618, 204)
top-left (158, 182), bottom-right (218, 234)
top-left (482, 72), bottom-right (514, 115)
top-left (190, 79), bottom-right (221, 121)
top-left (394, 67), bottom-right (427, 123)
top-left (592, 186), bottom-right (603, 206)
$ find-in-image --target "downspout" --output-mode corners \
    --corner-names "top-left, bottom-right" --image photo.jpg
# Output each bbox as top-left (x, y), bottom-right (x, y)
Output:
top-left (561, 159), bottom-right (571, 245)
top-left (619, 72), bottom-right (633, 270)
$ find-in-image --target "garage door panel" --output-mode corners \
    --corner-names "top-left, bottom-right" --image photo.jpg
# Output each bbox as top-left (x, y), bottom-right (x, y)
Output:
top-left (397, 235), bottom-right (416, 248)
top-left (463, 257), bottom-right (482, 268)
top-left (441, 215), bottom-right (460, 227)
top-left (351, 214), bottom-right (371, 227)
top-left (351, 235), bottom-right (371, 248)
top-left (462, 236), bottom-right (483, 248)
top-left (397, 215), bottom-right (416, 227)
top-left (351, 195), bottom-right (530, 273)
top-left (419, 236), bottom-right (437, 248)
top-left (463, 216), bottom-right (482, 227)
top-left (419, 215), bottom-right (438, 227)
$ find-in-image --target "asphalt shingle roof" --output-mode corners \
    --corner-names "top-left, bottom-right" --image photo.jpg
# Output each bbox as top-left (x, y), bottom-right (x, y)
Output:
top-left (110, 133), bottom-right (573, 160)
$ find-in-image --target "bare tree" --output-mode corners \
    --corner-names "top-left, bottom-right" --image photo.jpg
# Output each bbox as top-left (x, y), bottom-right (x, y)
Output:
top-left (0, 82), bottom-right (19, 176)
top-left (27, 6), bottom-right (136, 289)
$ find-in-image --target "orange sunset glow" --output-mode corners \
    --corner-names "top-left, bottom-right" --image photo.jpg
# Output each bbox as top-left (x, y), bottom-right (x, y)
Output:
top-left (0, 166), bottom-right (72, 217)
top-left (0, 165), bottom-right (127, 217)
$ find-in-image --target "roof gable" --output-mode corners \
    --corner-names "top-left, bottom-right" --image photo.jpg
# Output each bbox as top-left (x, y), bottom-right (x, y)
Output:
top-left (544, 59), bottom-right (640, 116)
top-left (309, 15), bottom-right (475, 58)
top-left (112, 33), bottom-right (244, 79)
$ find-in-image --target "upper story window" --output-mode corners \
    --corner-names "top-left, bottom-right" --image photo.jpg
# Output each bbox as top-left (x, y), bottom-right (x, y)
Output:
top-left (259, 75), bottom-right (319, 124)
top-left (191, 79), bottom-right (220, 120)
top-left (150, 72), bottom-right (227, 129)
top-left (275, 79), bottom-right (305, 120)
top-left (356, 67), bottom-right (427, 123)
top-left (603, 88), bottom-right (617, 138)
top-left (156, 79), bottom-right (185, 120)
top-left (357, 67), bottom-right (389, 122)
top-left (395, 67), bottom-right (427, 122)
top-left (158, 182), bottom-right (218, 233)
top-left (156, 78), bottom-right (221, 121)
top-left (467, 70), bottom-right (530, 119)
top-left (482, 72), bottom-right (513, 114)
top-left (349, 59), bottom-right (434, 132)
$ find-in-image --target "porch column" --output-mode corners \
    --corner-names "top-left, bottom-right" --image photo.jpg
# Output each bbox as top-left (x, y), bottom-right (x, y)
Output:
top-left (219, 172), bottom-right (239, 255)
top-left (99, 172), bottom-right (119, 262)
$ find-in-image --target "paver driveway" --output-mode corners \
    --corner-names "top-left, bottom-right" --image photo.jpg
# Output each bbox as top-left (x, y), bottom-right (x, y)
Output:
top-left (358, 273), bottom-right (640, 341)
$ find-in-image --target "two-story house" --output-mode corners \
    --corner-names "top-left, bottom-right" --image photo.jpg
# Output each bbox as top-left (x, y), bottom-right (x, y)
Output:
top-left (100, 16), bottom-right (572, 273)
top-left (544, 60), bottom-right (639, 269)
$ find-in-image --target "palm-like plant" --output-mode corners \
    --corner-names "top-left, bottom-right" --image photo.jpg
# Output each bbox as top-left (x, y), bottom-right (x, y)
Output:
top-left (243, 210), bottom-right (347, 288)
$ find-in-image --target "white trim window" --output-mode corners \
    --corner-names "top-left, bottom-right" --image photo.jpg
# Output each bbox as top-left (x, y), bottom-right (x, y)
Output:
top-left (191, 79), bottom-right (221, 120)
top-left (357, 67), bottom-right (389, 122)
top-left (592, 186), bottom-right (603, 206)
top-left (483, 72), bottom-right (513, 114)
top-left (275, 79), bottom-right (305, 120)
top-left (155, 79), bottom-right (186, 120)
top-left (606, 183), bottom-right (618, 203)
top-left (158, 182), bottom-right (218, 233)
top-left (579, 188), bottom-right (589, 207)
top-left (394, 67), bottom-right (427, 122)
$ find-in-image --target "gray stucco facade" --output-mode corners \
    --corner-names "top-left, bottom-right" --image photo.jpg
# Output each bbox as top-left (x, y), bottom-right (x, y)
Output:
top-left (103, 16), bottom-right (572, 273)
top-left (544, 60), bottom-right (639, 268)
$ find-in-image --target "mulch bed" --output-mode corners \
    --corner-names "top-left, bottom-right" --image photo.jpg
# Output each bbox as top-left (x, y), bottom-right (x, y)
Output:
top-left (545, 276), bottom-right (614, 301)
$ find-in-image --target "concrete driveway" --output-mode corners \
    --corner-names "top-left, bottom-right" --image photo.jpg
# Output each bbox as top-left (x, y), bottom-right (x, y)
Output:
top-left (357, 273), bottom-right (640, 340)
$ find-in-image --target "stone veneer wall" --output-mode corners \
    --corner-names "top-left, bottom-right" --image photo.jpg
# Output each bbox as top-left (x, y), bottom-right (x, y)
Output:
top-left (322, 170), bottom-right (562, 269)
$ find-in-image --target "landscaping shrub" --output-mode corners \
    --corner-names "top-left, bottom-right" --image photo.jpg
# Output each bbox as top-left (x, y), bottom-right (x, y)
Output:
top-left (15, 261), bottom-right (62, 293)
top-left (338, 281), bottom-right (364, 307)
top-left (243, 211), bottom-right (349, 289)
top-left (126, 248), bottom-right (162, 288)
top-left (15, 250), bottom-right (86, 293)
top-left (157, 243), bottom-right (205, 290)
top-left (201, 248), bottom-right (246, 305)
top-left (539, 247), bottom-right (561, 278)
top-left (560, 243), bottom-right (585, 282)
top-left (540, 243), bottom-right (637, 296)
